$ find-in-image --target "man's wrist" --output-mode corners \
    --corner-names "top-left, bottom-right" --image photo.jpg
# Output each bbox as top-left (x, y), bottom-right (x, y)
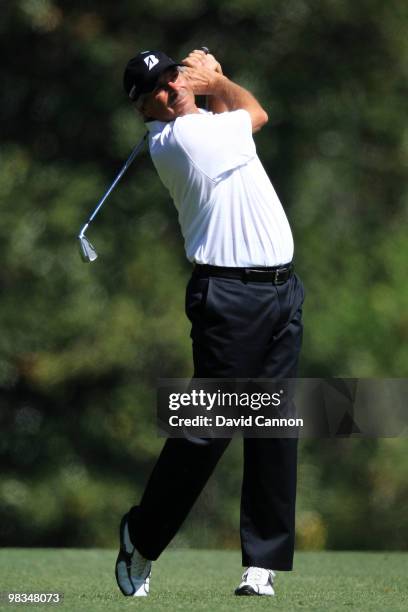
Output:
top-left (208, 74), bottom-right (230, 97)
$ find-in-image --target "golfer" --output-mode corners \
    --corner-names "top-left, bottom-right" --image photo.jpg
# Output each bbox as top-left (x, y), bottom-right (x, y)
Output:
top-left (115, 48), bottom-right (305, 597)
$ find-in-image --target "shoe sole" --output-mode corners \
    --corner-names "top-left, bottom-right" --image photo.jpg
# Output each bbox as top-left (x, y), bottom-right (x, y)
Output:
top-left (115, 514), bottom-right (151, 597)
top-left (235, 585), bottom-right (274, 596)
top-left (115, 514), bottom-right (134, 596)
top-left (235, 585), bottom-right (258, 596)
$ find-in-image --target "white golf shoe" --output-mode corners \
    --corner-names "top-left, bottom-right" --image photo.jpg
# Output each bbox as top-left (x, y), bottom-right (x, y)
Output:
top-left (235, 566), bottom-right (276, 596)
top-left (115, 514), bottom-right (152, 596)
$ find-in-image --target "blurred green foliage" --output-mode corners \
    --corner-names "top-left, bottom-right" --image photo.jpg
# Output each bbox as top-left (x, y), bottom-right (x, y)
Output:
top-left (1, 0), bottom-right (407, 549)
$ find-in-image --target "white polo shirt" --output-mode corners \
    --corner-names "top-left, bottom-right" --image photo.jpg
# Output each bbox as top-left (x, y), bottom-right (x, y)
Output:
top-left (146, 109), bottom-right (294, 267)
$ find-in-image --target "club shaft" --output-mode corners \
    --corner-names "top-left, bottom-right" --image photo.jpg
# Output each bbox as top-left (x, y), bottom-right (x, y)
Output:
top-left (79, 133), bottom-right (147, 237)
top-left (199, 47), bottom-right (210, 111)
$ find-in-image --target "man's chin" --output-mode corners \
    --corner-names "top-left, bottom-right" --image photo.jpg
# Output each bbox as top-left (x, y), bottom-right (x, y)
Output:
top-left (169, 97), bottom-right (196, 117)
top-left (170, 106), bottom-right (196, 118)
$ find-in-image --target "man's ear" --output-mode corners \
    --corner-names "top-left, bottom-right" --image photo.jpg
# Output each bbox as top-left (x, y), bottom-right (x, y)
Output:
top-left (134, 105), bottom-right (145, 121)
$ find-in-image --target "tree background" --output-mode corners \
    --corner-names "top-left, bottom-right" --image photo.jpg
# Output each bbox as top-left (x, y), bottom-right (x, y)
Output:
top-left (1, 0), bottom-right (407, 550)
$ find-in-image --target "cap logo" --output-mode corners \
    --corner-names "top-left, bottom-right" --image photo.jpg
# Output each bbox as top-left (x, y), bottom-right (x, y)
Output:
top-left (144, 54), bottom-right (159, 71)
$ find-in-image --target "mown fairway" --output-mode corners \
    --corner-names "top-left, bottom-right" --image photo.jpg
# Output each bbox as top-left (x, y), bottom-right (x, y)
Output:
top-left (0, 549), bottom-right (407, 611)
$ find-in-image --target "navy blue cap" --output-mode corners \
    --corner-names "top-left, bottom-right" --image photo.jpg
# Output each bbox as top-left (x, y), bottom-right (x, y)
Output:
top-left (123, 50), bottom-right (179, 102)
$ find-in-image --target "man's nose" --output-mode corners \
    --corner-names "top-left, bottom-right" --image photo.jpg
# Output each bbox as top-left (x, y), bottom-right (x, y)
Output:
top-left (167, 80), bottom-right (180, 91)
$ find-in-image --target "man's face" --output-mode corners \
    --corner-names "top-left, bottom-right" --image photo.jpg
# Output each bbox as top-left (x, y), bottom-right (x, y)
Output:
top-left (139, 67), bottom-right (197, 122)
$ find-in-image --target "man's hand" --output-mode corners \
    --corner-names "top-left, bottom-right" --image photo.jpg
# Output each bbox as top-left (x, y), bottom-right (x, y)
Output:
top-left (181, 49), bottom-right (228, 114)
top-left (182, 49), bottom-right (223, 77)
top-left (181, 49), bottom-right (223, 96)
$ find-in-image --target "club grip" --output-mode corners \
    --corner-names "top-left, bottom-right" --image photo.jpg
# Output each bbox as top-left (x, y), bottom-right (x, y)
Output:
top-left (201, 46), bottom-right (209, 54)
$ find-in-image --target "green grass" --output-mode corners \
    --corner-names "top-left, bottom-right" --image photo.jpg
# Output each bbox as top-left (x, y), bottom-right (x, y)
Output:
top-left (0, 549), bottom-right (407, 611)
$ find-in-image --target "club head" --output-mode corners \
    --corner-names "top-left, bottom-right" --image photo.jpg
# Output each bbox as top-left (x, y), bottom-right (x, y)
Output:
top-left (78, 235), bottom-right (98, 263)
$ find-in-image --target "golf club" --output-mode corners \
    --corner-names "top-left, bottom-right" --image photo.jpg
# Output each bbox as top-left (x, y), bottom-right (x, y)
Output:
top-left (77, 46), bottom-right (209, 263)
top-left (77, 132), bottom-right (147, 262)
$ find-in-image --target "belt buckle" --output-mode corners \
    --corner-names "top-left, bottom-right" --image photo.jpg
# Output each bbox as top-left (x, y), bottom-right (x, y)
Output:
top-left (274, 267), bottom-right (289, 284)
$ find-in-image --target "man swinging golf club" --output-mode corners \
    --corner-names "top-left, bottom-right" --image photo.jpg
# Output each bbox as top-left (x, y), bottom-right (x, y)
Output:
top-left (115, 47), bottom-right (305, 597)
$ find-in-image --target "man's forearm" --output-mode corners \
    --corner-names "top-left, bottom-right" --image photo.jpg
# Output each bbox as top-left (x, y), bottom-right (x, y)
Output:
top-left (209, 75), bottom-right (268, 132)
top-left (206, 94), bottom-right (229, 114)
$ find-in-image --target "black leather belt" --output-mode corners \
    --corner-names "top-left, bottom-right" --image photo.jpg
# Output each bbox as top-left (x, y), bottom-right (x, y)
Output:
top-left (194, 263), bottom-right (294, 284)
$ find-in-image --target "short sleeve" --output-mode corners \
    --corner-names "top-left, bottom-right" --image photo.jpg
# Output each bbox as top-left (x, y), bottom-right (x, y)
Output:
top-left (173, 109), bottom-right (256, 182)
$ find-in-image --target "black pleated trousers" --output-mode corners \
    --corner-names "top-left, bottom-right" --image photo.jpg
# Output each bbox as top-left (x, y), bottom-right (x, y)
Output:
top-left (128, 269), bottom-right (305, 570)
